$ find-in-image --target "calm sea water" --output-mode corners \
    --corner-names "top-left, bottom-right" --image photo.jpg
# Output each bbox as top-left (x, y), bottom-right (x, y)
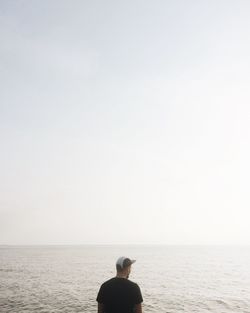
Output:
top-left (0, 245), bottom-right (250, 313)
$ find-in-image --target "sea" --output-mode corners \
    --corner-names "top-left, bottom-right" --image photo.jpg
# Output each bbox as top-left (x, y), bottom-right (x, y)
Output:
top-left (0, 245), bottom-right (250, 313)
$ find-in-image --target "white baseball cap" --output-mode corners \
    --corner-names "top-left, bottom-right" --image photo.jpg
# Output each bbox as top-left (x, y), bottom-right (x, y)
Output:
top-left (116, 256), bottom-right (136, 270)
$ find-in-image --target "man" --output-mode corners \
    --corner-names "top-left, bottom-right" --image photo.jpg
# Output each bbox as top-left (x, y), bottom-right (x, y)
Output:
top-left (96, 256), bottom-right (143, 313)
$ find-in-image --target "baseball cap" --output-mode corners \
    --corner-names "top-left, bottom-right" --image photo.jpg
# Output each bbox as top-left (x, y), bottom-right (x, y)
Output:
top-left (116, 256), bottom-right (136, 270)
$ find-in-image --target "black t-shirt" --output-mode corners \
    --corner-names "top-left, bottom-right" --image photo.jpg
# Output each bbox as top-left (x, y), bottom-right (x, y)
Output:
top-left (96, 277), bottom-right (143, 313)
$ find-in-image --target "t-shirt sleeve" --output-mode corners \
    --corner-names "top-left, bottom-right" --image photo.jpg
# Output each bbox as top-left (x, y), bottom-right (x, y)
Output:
top-left (133, 283), bottom-right (143, 304)
top-left (96, 284), bottom-right (105, 303)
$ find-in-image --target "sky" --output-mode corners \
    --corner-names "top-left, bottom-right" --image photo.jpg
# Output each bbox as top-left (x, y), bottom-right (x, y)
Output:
top-left (1, 0), bottom-right (250, 245)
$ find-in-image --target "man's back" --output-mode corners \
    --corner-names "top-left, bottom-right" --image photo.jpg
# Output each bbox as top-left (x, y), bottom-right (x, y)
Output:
top-left (97, 277), bottom-right (143, 313)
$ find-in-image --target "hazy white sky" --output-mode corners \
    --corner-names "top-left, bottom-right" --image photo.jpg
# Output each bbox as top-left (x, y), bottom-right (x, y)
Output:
top-left (1, 0), bottom-right (250, 245)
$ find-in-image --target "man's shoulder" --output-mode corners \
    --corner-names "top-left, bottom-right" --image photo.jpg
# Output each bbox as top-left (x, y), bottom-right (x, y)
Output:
top-left (101, 277), bottom-right (139, 288)
top-left (126, 279), bottom-right (140, 288)
top-left (101, 277), bottom-right (116, 286)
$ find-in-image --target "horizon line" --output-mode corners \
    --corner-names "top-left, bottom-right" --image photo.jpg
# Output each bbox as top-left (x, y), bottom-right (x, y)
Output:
top-left (1, 243), bottom-right (250, 247)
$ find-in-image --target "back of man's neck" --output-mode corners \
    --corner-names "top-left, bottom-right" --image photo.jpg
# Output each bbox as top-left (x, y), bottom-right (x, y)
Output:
top-left (116, 273), bottom-right (128, 279)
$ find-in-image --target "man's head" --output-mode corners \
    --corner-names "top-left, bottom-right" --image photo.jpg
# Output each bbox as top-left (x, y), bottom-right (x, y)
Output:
top-left (116, 256), bottom-right (136, 279)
